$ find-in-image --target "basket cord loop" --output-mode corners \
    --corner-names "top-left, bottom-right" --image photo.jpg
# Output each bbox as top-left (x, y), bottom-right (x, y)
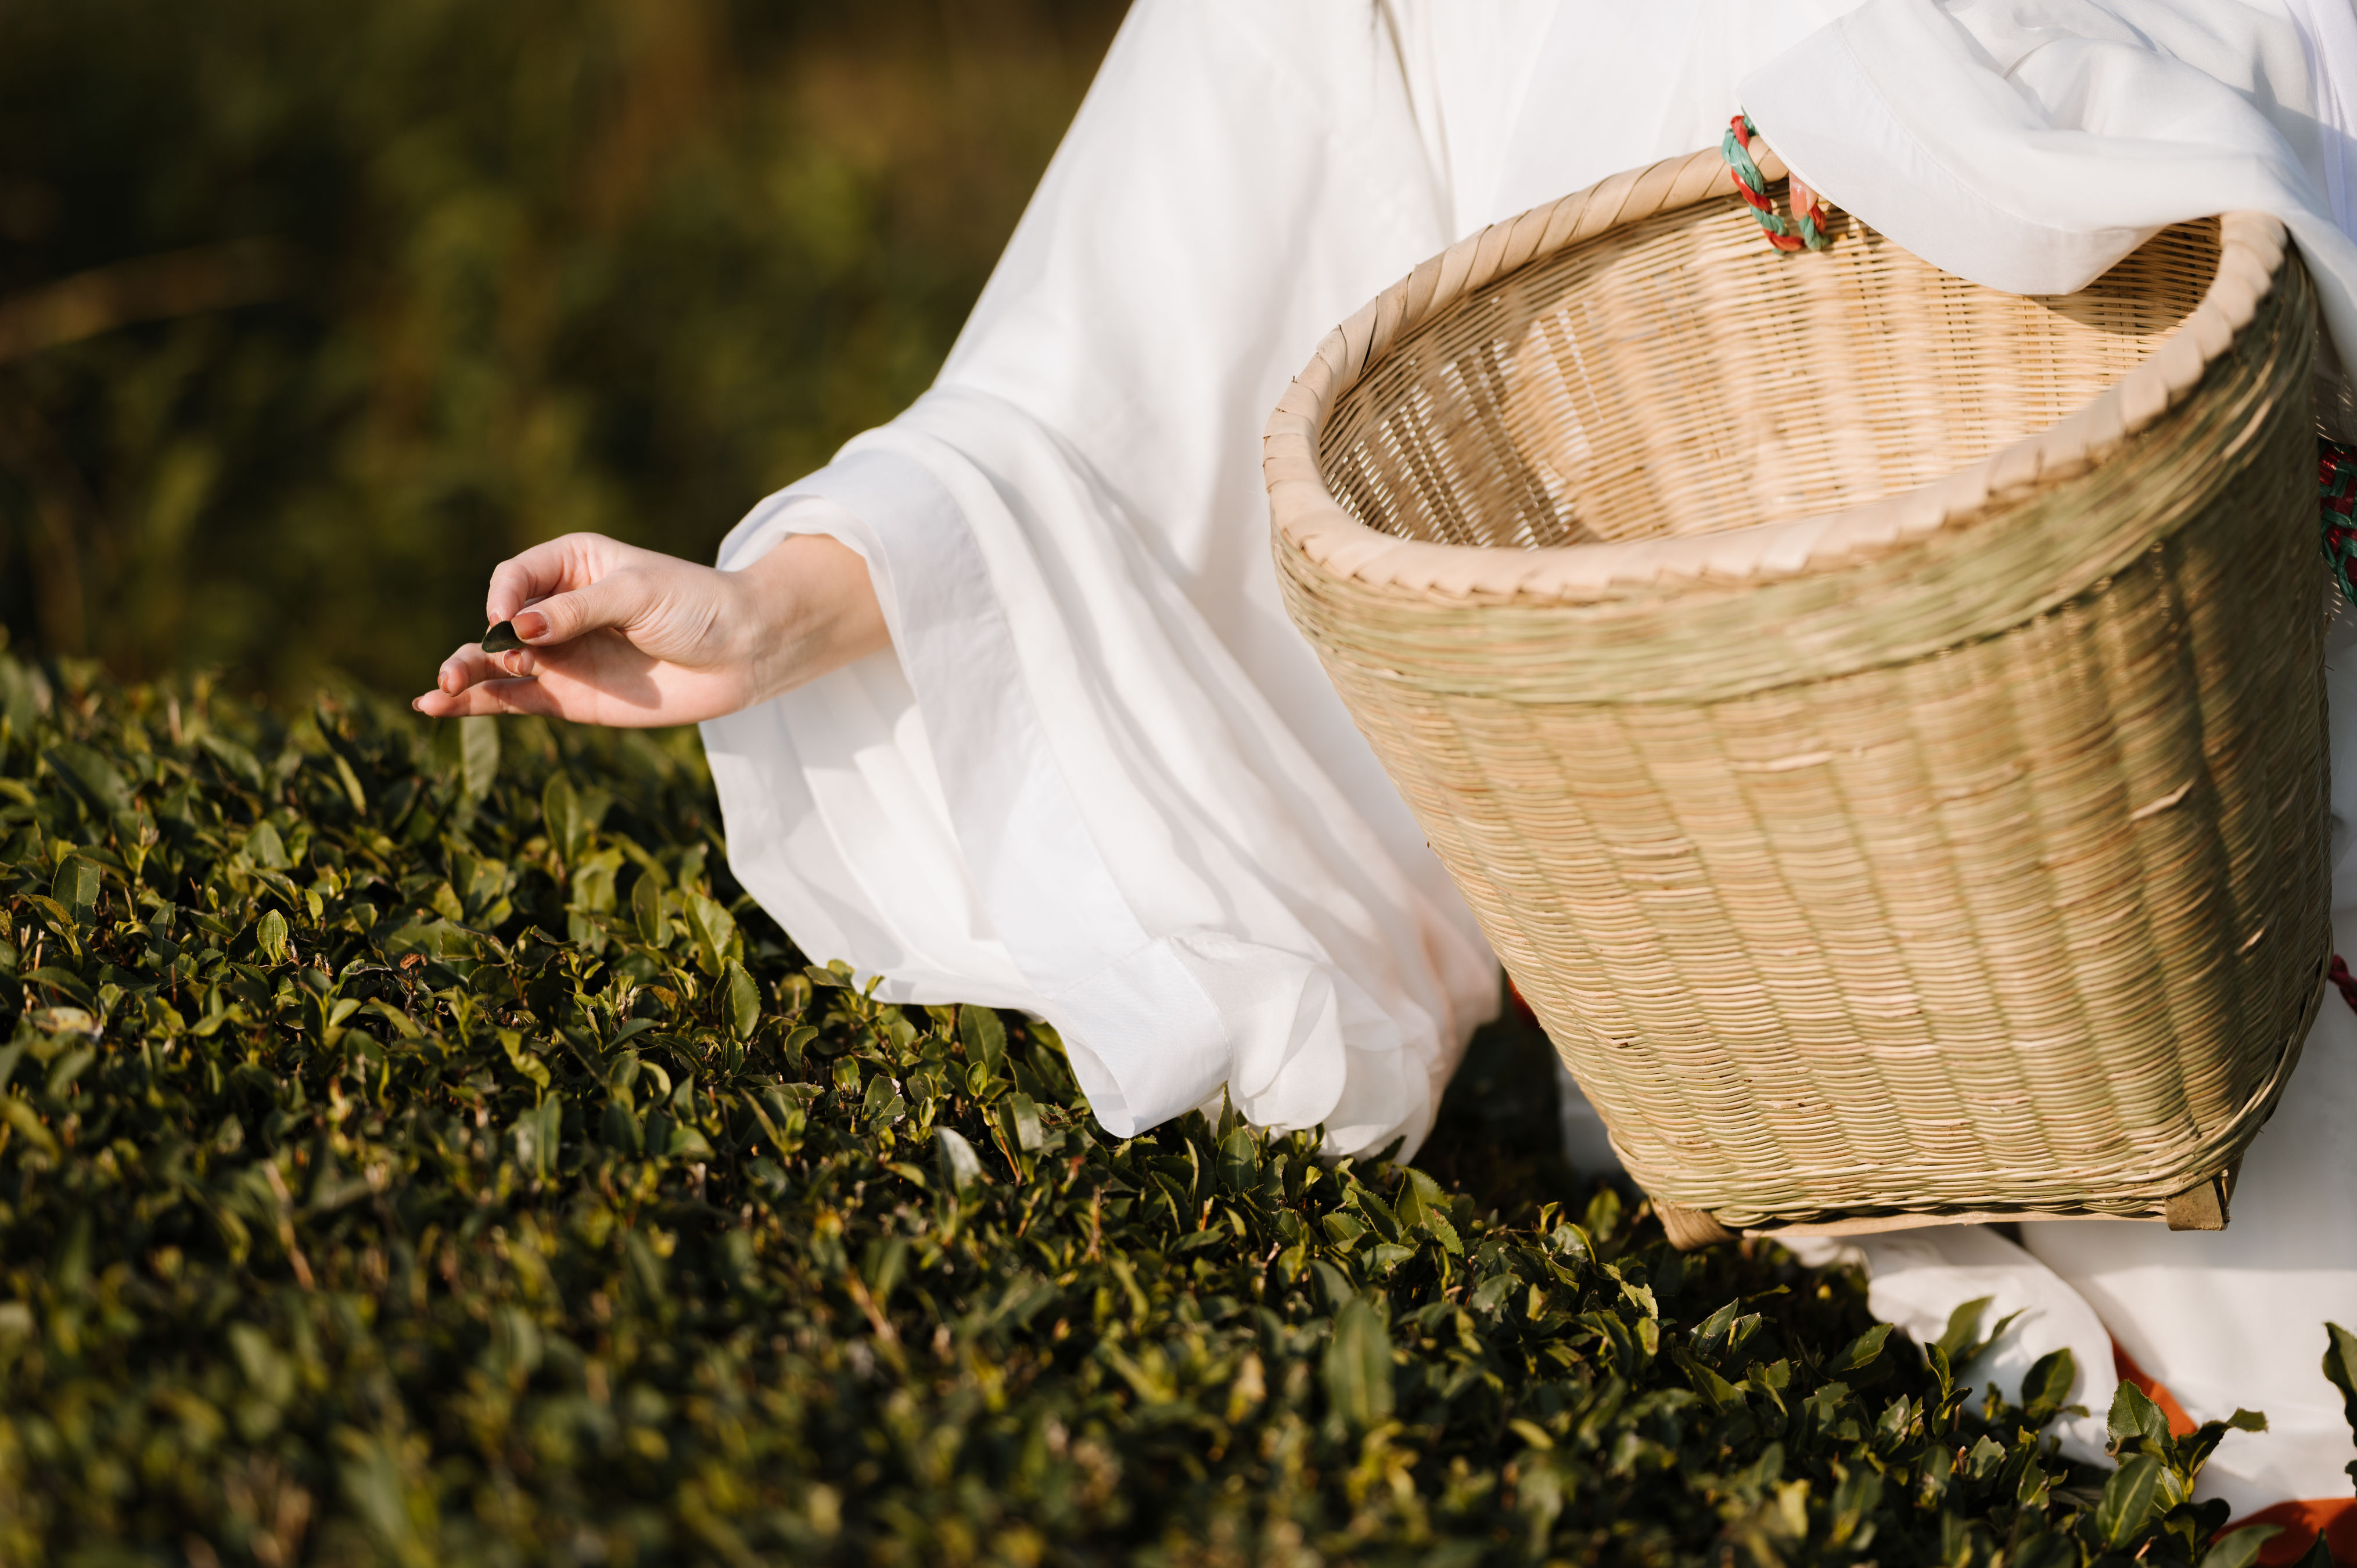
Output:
top-left (2319, 438), bottom-right (2357, 607)
top-left (2331, 953), bottom-right (2357, 1013)
top-left (1723, 113), bottom-right (1834, 253)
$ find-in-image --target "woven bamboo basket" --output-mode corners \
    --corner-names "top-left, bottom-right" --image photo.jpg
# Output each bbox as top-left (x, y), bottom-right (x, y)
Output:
top-left (1264, 145), bottom-right (2329, 1247)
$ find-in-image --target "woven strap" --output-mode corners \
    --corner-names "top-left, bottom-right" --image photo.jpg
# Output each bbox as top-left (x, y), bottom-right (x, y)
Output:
top-left (1722, 114), bottom-right (1832, 253)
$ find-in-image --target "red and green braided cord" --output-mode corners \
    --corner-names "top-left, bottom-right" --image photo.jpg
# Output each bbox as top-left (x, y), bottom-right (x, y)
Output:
top-left (1722, 113), bottom-right (1833, 253)
top-left (1723, 113), bottom-right (2357, 602)
top-left (2322, 440), bottom-right (2357, 607)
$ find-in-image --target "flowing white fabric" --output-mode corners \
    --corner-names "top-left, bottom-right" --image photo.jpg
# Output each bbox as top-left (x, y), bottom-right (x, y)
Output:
top-left (700, 0), bottom-right (2357, 1504)
top-left (705, 3), bottom-right (1558, 1155)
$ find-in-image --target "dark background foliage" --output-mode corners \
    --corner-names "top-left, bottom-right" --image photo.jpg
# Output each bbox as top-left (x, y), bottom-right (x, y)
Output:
top-left (0, 0), bottom-right (1125, 696)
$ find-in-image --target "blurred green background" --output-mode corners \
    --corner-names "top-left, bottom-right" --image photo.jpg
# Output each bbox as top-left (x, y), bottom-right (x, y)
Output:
top-left (0, 0), bottom-right (1127, 698)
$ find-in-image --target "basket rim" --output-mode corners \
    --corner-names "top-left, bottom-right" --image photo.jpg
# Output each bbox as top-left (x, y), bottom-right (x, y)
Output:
top-left (1262, 143), bottom-right (2290, 605)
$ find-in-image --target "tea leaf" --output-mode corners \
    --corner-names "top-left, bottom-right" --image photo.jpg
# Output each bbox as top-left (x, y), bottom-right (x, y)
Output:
top-left (2201, 1524), bottom-right (2281, 1568)
top-left (2098, 1454), bottom-right (2165, 1547)
top-left (1323, 1296), bottom-right (1393, 1430)
top-left (2324, 1321), bottom-right (2357, 1433)
top-left (2021, 1347), bottom-right (2077, 1425)
top-left (722, 960), bottom-right (760, 1041)
top-left (2109, 1379), bottom-right (2173, 1452)
top-left (934, 1126), bottom-right (983, 1196)
top-left (542, 773), bottom-right (581, 862)
top-left (958, 1004), bottom-right (1005, 1071)
top-left (256, 909), bottom-right (289, 963)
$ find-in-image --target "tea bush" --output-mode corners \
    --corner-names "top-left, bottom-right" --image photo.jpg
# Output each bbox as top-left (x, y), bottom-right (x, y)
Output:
top-left (0, 651), bottom-right (2336, 1566)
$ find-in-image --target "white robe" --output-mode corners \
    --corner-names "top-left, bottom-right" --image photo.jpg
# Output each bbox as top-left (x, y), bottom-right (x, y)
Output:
top-left (700, 0), bottom-right (2357, 1508)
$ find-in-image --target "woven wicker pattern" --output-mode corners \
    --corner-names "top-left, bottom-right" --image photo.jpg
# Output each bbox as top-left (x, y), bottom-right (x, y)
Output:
top-left (1266, 148), bottom-right (2327, 1234)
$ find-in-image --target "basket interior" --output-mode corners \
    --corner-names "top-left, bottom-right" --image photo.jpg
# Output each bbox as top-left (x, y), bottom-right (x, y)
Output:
top-left (1317, 195), bottom-right (2222, 549)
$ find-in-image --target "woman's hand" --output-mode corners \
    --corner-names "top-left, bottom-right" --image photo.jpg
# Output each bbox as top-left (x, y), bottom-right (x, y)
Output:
top-left (412, 532), bottom-right (888, 727)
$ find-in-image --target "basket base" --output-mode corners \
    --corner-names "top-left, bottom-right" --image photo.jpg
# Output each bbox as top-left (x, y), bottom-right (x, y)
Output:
top-left (2160, 1162), bottom-right (2238, 1231)
top-left (1652, 1160), bottom-right (2243, 1250)
top-left (1654, 1200), bottom-right (1737, 1250)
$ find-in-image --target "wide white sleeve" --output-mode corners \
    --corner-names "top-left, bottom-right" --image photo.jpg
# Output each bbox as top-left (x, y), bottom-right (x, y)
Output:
top-left (700, 0), bottom-right (1544, 1154)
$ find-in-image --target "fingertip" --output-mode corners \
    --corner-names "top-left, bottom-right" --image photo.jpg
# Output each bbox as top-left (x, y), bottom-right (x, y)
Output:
top-left (513, 609), bottom-right (549, 642)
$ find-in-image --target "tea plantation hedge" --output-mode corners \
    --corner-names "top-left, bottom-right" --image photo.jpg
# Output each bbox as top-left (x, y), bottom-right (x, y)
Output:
top-left (0, 649), bottom-right (2338, 1566)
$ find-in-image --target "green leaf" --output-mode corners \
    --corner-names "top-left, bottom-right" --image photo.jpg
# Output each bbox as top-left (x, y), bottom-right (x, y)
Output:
top-left (542, 773), bottom-right (581, 862)
top-left (2022, 1347), bottom-right (2076, 1425)
top-left (1396, 1166), bottom-right (1463, 1255)
top-left (0, 1098), bottom-right (59, 1158)
top-left (329, 749), bottom-right (368, 814)
top-left (1934, 1295), bottom-right (1992, 1362)
top-left (2200, 1526), bottom-right (2281, 1568)
top-left (1003, 1092), bottom-right (1044, 1153)
top-left (246, 820), bottom-right (292, 868)
top-left (1828, 1322), bottom-right (1892, 1375)
top-left (722, 960), bottom-right (760, 1041)
top-left (933, 1127), bottom-right (982, 1196)
top-left (1692, 1300), bottom-right (1740, 1360)
top-left (2017, 1459), bottom-right (2050, 1510)
top-left (2011, 1533), bottom-right (2076, 1568)
top-left (1217, 1126), bottom-right (1260, 1195)
top-left (22, 967), bottom-right (96, 1009)
top-left (45, 742), bottom-right (130, 815)
top-left (862, 1237), bottom-right (908, 1308)
top-left (499, 1029), bottom-right (551, 1093)
top-left (1308, 1260), bottom-right (1356, 1315)
top-left (861, 1073), bottom-right (904, 1130)
top-left (1673, 1344), bottom-right (1743, 1413)
top-left (2109, 1380), bottom-right (2173, 1452)
top-left (511, 1099), bottom-right (560, 1179)
top-left (197, 732), bottom-right (265, 792)
top-left (681, 890), bottom-right (736, 977)
top-left (2180, 1408), bottom-right (2272, 1473)
top-left (2097, 1453), bottom-right (2165, 1547)
top-left (435, 715), bottom-right (500, 801)
top-left (0, 653), bottom-right (44, 732)
top-left (632, 872), bottom-right (666, 948)
top-left (51, 854), bottom-right (102, 916)
top-left (2324, 1322), bottom-right (2357, 1434)
top-left (958, 1005), bottom-right (1006, 1073)
top-left (256, 909), bottom-right (289, 964)
top-left (1323, 1296), bottom-right (1394, 1430)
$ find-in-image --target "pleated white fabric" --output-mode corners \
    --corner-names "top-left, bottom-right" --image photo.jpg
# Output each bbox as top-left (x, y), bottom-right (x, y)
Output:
top-left (700, 0), bottom-right (2357, 1504)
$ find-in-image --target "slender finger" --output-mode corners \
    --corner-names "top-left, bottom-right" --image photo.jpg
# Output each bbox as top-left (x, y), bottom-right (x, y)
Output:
top-left (432, 642), bottom-right (540, 696)
top-left (484, 533), bottom-right (635, 625)
top-left (508, 566), bottom-right (662, 648)
top-left (411, 677), bottom-right (564, 720)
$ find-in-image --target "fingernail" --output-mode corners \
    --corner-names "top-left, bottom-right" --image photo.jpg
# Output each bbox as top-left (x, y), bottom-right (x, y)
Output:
top-left (514, 610), bottom-right (548, 641)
